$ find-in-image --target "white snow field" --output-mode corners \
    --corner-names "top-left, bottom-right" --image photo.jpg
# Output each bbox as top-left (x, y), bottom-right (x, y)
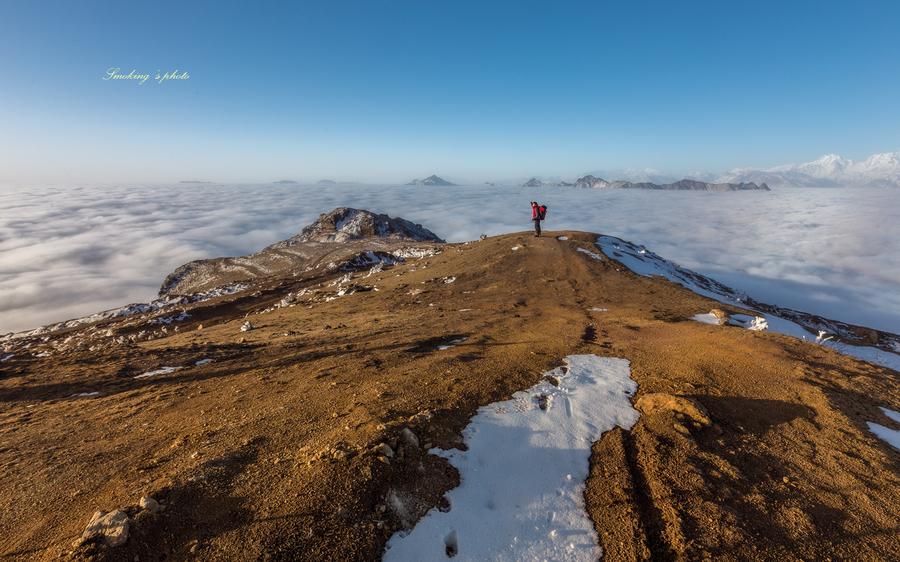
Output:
top-left (596, 236), bottom-right (900, 371)
top-left (867, 407), bottom-right (900, 450)
top-left (384, 355), bottom-right (639, 561)
top-left (1, 183), bottom-right (898, 334)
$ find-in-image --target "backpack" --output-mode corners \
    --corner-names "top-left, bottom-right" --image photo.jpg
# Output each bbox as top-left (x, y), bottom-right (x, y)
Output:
top-left (538, 205), bottom-right (547, 220)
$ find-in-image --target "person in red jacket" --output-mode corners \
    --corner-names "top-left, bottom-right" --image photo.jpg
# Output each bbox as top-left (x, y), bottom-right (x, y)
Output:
top-left (531, 201), bottom-right (542, 237)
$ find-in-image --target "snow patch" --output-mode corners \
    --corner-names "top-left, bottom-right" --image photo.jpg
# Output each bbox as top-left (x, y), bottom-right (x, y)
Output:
top-left (134, 366), bottom-right (181, 380)
top-left (867, 407), bottom-right (900, 450)
top-left (437, 337), bottom-right (466, 351)
top-left (556, 236), bottom-right (569, 241)
top-left (384, 355), bottom-right (639, 561)
top-left (692, 313), bottom-right (722, 325)
top-left (392, 247), bottom-right (440, 260)
top-left (815, 330), bottom-right (834, 344)
top-left (152, 311), bottom-right (189, 325)
top-left (728, 314), bottom-right (769, 331)
top-left (195, 358), bottom-right (213, 366)
top-left (576, 247), bottom-right (603, 261)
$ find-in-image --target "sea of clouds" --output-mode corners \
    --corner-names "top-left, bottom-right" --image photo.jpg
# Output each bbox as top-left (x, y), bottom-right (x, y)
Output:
top-left (1, 183), bottom-right (898, 334)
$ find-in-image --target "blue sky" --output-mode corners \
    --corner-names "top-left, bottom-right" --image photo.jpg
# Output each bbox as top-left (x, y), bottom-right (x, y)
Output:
top-left (1, 0), bottom-right (898, 184)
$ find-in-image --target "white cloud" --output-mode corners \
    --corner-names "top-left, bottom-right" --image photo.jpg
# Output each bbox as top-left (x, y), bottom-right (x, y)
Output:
top-left (1, 183), bottom-right (898, 334)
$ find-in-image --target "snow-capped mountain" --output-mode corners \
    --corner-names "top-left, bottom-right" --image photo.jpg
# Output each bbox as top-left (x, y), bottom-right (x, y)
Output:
top-left (719, 152), bottom-right (900, 187)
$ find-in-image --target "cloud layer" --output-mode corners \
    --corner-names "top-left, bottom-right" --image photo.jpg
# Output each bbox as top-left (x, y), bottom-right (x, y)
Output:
top-left (1, 183), bottom-right (898, 334)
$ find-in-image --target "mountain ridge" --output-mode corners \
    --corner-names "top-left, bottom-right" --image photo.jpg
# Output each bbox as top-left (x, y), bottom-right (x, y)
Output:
top-left (573, 176), bottom-right (769, 191)
top-left (719, 151), bottom-right (900, 187)
top-left (1, 220), bottom-right (897, 561)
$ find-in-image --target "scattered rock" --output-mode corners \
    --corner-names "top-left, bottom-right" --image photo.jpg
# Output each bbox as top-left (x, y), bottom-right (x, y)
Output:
top-left (375, 443), bottom-right (394, 458)
top-left (77, 510), bottom-right (129, 547)
top-left (536, 393), bottom-right (551, 411)
top-left (400, 428), bottom-right (420, 448)
top-left (673, 422), bottom-right (691, 435)
top-left (386, 489), bottom-right (417, 529)
top-left (635, 393), bottom-right (712, 426)
top-left (139, 496), bottom-right (160, 514)
top-left (240, 321), bottom-right (254, 332)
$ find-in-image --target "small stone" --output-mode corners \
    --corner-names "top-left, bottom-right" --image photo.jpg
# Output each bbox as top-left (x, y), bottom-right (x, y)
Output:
top-left (78, 510), bottom-right (129, 547)
top-left (240, 321), bottom-right (254, 332)
top-left (537, 393), bottom-right (550, 411)
top-left (783, 476), bottom-right (790, 483)
top-left (375, 443), bottom-right (394, 458)
top-left (196, 324), bottom-right (203, 331)
top-left (139, 496), bottom-right (160, 514)
top-left (400, 428), bottom-right (420, 448)
top-left (673, 423), bottom-right (691, 436)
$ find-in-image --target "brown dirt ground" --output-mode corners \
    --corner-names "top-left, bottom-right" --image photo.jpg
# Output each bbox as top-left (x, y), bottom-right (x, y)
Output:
top-left (0, 231), bottom-right (897, 561)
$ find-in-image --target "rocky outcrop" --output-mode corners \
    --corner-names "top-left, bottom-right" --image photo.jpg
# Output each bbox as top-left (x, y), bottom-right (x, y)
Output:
top-left (574, 175), bottom-right (768, 191)
top-left (279, 208), bottom-right (443, 245)
top-left (157, 208), bottom-right (444, 296)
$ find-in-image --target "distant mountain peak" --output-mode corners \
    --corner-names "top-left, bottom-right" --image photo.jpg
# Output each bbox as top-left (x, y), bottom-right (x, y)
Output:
top-left (407, 175), bottom-right (456, 186)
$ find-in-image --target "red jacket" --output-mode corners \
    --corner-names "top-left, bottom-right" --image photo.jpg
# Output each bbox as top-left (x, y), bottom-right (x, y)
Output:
top-left (531, 205), bottom-right (539, 219)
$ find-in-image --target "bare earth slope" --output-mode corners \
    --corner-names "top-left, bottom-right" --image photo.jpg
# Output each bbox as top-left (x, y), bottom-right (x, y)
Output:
top-left (1, 228), bottom-right (898, 560)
